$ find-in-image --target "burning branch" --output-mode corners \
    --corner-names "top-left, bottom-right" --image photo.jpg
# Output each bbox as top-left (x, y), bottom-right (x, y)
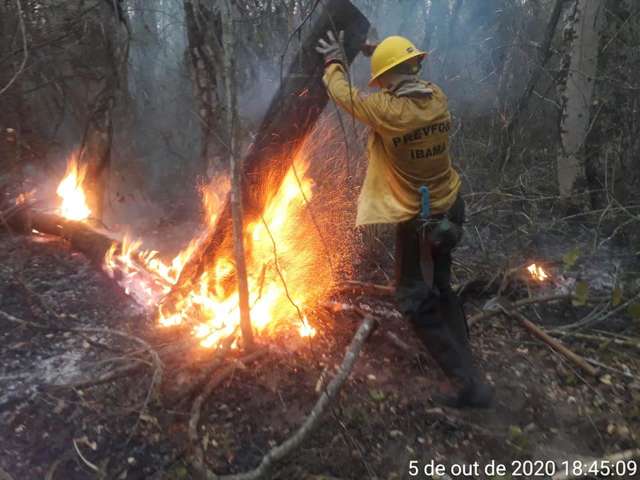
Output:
top-left (159, 0), bottom-right (370, 330)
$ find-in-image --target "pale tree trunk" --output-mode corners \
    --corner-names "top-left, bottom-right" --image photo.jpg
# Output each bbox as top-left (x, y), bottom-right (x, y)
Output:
top-left (80, 1), bottom-right (128, 221)
top-left (183, 0), bottom-right (226, 180)
top-left (584, 0), bottom-right (640, 210)
top-left (220, 0), bottom-right (254, 349)
top-left (131, 0), bottom-right (159, 114)
top-left (557, 0), bottom-right (605, 202)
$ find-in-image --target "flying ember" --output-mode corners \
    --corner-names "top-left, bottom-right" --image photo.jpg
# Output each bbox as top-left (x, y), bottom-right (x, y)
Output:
top-left (57, 156), bottom-right (91, 221)
top-left (101, 143), bottom-right (329, 349)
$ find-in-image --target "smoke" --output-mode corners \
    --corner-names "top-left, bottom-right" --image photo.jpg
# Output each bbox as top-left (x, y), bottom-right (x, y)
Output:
top-left (350, 0), bottom-right (534, 116)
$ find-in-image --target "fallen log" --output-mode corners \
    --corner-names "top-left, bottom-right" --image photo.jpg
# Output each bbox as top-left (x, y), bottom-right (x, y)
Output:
top-left (6, 207), bottom-right (116, 264)
top-left (5, 205), bottom-right (171, 284)
top-left (162, 0), bottom-right (370, 311)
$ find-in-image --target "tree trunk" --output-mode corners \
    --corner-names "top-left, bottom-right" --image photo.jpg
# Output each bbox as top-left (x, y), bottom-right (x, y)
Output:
top-left (183, 0), bottom-right (226, 180)
top-left (557, 0), bottom-right (605, 202)
top-left (78, 2), bottom-right (128, 221)
top-left (160, 0), bottom-right (369, 314)
top-left (80, 89), bottom-right (115, 221)
top-left (221, 0), bottom-right (254, 349)
top-left (583, 0), bottom-right (640, 210)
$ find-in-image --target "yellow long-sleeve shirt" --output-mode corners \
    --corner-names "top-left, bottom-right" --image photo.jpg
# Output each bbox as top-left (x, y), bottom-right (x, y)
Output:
top-left (322, 63), bottom-right (461, 226)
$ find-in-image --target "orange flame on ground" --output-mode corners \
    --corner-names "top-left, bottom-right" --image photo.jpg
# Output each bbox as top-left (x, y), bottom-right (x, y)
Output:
top-left (527, 263), bottom-right (549, 282)
top-left (104, 146), bottom-right (329, 348)
top-left (56, 156), bottom-right (91, 221)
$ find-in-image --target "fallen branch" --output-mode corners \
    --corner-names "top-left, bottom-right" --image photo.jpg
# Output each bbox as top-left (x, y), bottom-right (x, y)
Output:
top-left (322, 300), bottom-right (414, 355)
top-left (173, 334), bottom-right (237, 408)
top-left (332, 280), bottom-right (395, 298)
top-left (190, 348), bottom-right (269, 467)
top-left (468, 293), bottom-right (571, 327)
top-left (499, 306), bottom-right (599, 377)
top-left (192, 315), bottom-right (378, 480)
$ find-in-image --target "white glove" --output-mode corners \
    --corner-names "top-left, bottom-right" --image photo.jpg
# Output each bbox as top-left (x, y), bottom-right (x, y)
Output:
top-left (315, 30), bottom-right (346, 66)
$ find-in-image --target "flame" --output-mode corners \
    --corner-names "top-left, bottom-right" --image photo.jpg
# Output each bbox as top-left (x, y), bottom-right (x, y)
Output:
top-left (527, 263), bottom-right (549, 282)
top-left (103, 142), bottom-right (329, 348)
top-left (298, 315), bottom-right (317, 337)
top-left (57, 155), bottom-right (91, 221)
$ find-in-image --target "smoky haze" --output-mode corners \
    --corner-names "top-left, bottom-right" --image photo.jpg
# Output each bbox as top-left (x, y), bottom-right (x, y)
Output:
top-left (7, 0), bottom-right (554, 236)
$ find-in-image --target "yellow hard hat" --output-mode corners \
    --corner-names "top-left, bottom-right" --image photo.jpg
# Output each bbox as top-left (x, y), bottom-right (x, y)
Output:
top-left (369, 36), bottom-right (426, 86)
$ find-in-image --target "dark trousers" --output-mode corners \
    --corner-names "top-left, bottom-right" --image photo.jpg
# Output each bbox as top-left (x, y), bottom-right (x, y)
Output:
top-left (394, 195), bottom-right (478, 385)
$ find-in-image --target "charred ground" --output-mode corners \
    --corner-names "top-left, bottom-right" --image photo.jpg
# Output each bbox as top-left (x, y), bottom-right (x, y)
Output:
top-left (1, 215), bottom-right (638, 480)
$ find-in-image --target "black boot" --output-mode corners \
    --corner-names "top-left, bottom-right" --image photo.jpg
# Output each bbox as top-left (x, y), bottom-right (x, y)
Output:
top-left (439, 289), bottom-right (469, 347)
top-left (410, 303), bottom-right (492, 409)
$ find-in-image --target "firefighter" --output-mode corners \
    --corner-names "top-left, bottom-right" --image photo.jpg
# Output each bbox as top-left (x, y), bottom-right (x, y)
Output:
top-left (316, 33), bottom-right (492, 408)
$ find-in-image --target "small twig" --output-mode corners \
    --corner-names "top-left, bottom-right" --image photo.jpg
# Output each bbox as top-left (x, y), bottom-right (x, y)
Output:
top-left (332, 280), bottom-right (394, 298)
top-left (384, 331), bottom-right (413, 353)
top-left (324, 300), bottom-right (416, 356)
top-left (46, 361), bottom-right (146, 390)
top-left (189, 348), bottom-right (269, 468)
top-left (499, 305), bottom-right (599, 377)
top-left (584, 357), bottom-right (637, 380)
top-left (0, 0), bottom-right (28, 97)
top-left (45, 450), bottom-right (75, 480)
top-left (174, 333), bottom-right (237, 408)
top-left (72, 438), bottom-right (100, 473)
top-left (553, 330), bottom-right (640, 350)
top-left (468, 293), bottom-right (572, 327)
top-left (0, 309), bottom-right (165, 437)
top-left (555, 290), bottom-right (640, 331)
top-left (192, 316), bottom-right (378, 480)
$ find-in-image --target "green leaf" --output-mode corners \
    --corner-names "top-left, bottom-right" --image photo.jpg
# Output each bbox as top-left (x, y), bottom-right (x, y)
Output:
top-left (369, 389), bottom-right (385, 402)
top-left (612, 286), bottom-right (623, 307)
top-left (563, 247), bottom-right (581, 270)
top-left (573, 281), bottom-right (589, 306)
top-left (508, 425), bottom-right (523, 438)
top-left (168, 464), bottom-right (188, 479)
top-left (628, 303), bottom-right (640, 319)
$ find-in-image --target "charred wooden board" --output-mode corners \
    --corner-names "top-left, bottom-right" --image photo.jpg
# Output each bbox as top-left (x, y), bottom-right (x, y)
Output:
top-left (163, 0), bottom-right (370, 307)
